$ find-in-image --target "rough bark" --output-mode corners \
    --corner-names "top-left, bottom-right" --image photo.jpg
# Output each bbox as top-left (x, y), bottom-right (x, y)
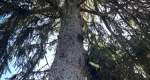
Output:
top-left (48, 0), bottom-right (87, 80)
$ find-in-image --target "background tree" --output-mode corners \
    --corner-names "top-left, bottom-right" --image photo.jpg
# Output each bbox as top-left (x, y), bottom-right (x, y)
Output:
top-left (0, 0), bottom-right (150, 80)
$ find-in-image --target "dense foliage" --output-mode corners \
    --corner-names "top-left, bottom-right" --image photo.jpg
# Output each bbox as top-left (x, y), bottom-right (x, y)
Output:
top-left (0, 0), bottom-right (150, 80)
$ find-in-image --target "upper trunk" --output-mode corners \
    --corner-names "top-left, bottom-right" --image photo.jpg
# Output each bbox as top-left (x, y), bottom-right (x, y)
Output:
top-left (48, 0), bottom-right (86, 80)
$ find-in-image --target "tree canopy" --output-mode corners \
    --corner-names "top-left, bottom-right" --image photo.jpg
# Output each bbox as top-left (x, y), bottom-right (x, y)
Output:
top-left (0, 0), bottom-right (150, 80)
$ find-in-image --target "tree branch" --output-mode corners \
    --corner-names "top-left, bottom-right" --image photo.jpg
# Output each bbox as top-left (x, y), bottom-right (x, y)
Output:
top-left (80, 8), bottom-right (107, 16)
top-left (80, 8), bottom-right (112, 16)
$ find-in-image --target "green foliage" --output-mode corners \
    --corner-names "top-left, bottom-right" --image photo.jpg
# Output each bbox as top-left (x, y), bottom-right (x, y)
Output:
top-left (0, 0), bottom-right (150, 80)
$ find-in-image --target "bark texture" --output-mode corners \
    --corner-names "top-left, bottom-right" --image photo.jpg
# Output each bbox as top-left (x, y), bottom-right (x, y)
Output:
top-left (48, 0), bottom-right (86, 80)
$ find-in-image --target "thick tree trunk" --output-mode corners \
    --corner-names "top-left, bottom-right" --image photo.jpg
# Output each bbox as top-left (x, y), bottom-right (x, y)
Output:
top-left (48, 0), bottom-right (86, 80)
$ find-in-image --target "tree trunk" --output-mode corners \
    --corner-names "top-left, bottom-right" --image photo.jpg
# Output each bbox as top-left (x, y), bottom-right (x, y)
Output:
top-left (48, 0), bottom-right (86, 80)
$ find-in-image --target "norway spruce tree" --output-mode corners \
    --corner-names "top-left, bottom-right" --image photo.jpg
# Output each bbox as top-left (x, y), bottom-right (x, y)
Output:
top-left (1, 0), bottom-right (150, 80)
